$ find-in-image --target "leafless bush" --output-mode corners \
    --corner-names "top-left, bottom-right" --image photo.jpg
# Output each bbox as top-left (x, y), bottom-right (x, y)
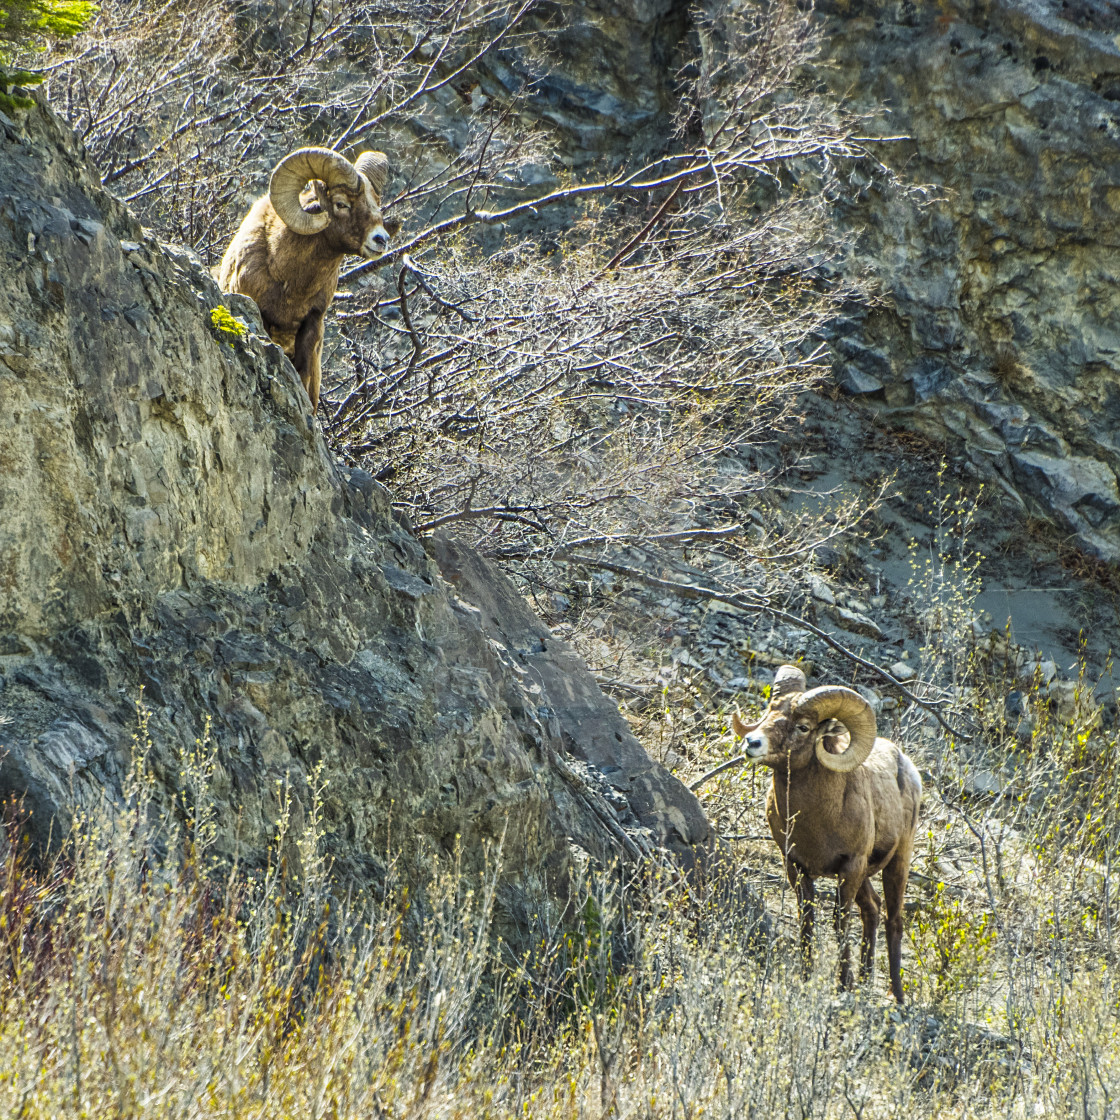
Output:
top-left (329, 195), bottom-right (844, 535)
top-left (319, 2), bottom-right (872, 577)
top-left (39, 0), bottom-right (548, 258)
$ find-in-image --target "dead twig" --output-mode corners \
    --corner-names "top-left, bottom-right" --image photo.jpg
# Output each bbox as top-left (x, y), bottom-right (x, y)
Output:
top-left (690, 754), bottom-right (747, 792)
top-left (560, 553), bottom-right (975, 744)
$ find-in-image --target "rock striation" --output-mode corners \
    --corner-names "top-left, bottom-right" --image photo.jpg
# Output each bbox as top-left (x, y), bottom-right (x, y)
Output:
top-left (475, 0), bottom-right (1120, 561)
top-left (816, 0), bottom-right (1120, 559)
top-left (480, 0), bottom-right (691, 165)
top-left (0, 96), bottom-right (711, 931)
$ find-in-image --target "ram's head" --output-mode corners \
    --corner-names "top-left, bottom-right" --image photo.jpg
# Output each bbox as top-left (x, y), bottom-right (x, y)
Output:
top-left (269, 146), bottom-right (399, 260)
top-left (734, 665), bottom-right (877, 773)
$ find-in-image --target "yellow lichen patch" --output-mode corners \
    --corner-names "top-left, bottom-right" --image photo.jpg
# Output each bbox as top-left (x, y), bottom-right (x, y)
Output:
top-left (209, 305), bottom-right (247, 342)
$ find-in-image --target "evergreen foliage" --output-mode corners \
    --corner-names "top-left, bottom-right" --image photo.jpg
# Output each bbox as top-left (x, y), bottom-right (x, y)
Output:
top-left (0, 0), bottom-right (94, 113)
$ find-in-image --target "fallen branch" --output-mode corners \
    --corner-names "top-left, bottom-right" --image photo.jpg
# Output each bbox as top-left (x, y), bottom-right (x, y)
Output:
top-left (487, 525), bottom-right (742, 561)
top-left (689, 754), bottom-right (747, 792)
top-left (543, 738), bottom-right (651, 863)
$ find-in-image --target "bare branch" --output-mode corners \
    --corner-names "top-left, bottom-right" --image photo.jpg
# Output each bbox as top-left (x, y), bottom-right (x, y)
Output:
top-left (690, 755), bottom-right (748, 793)
top-left (558, 553), bottom-right (974, 743)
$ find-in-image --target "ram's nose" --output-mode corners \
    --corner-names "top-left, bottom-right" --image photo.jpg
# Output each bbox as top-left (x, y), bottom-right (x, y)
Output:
top-left (744, 733), bottom-right (768, 759)
top-left (364, 228), bottom-right (390, 256)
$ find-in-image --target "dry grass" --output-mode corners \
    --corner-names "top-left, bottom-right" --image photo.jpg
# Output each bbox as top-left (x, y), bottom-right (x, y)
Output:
top-left (3, 692), bottom-right (1120, 1119)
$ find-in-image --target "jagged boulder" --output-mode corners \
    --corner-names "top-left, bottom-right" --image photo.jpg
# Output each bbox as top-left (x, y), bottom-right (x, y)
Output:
top-left (0, 95), bottom-right (712, 934)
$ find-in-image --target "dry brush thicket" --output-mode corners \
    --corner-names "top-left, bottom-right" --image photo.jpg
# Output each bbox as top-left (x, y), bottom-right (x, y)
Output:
top-left (35, 0), bottom-right (870, 579)
top-left (40, 0), bottom-right (545, 257)
top-left (322, 4), bottom-right (867, 569)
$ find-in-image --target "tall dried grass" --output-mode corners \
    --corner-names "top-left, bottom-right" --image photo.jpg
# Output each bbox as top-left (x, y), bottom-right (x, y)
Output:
top-left (4, 703), bottom-right (1120, 1119)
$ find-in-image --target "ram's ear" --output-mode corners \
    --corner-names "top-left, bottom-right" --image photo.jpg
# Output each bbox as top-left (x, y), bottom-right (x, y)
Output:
top-left (300, 179), bottom-right (330, 215)
top-left (384, 215), bottom-right (402, 238)
top-left (815, 718), bottom-right (849, 756)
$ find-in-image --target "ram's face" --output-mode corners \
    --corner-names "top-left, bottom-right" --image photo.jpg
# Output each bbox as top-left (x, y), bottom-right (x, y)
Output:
top-left (303, 176), bottom-right (399, 260)
top-left (743, 697), bottom-right (818, 769)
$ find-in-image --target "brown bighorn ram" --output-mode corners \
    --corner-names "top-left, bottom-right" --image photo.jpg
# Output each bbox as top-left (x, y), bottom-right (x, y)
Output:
top-left (734, 665), bottom-right (922, 1002)
top-left (218, 147), bottom-right (397, 413)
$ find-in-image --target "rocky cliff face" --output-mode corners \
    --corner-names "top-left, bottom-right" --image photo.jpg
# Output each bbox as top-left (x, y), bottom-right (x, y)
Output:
top-left (818, 0), bottom-right (1120, 561)
top-left (446, 0), bottom-right (1120, 689)
top-left (0, 97), bottom-right (711, 927)
top-left (481, 0), bottom-right (691, 164)
top-left (486, 0), bottom-right (1120, 563)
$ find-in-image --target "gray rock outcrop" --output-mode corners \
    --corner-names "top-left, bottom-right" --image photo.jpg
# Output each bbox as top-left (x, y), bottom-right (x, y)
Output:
top-left (0, 96), bottom-right (711, 932)
top-left (816, 0), bottom-right (1120, 559)
top-left (479, 0), bottom-right (691, 164)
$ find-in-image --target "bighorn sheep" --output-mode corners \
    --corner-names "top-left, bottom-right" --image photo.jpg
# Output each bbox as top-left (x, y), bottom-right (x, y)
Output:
top-left (734, 665), bottom-right (922, 1003)
top-left (218, 147), bottom-right (397, 414)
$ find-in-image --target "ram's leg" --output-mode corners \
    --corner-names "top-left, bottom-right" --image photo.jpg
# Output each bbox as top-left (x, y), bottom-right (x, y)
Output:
top-left (835, 874), bottom-right (864, 991)
top-left (882, 852), bottom-right (911, 1004)
top-left (785, 859), bottom-right (815, 978)
top-left (855, 878), bottom-right (881, 983)
top-left (293, 308), bottom-right (325, 413)
top-left (307, 343), bottom-right (323, 415)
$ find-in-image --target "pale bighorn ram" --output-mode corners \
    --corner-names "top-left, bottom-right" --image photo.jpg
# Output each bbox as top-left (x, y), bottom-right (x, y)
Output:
top-left (734, 665), bottom-right (922, 1003)
top-left (218, 147), bottom-right (397, 414)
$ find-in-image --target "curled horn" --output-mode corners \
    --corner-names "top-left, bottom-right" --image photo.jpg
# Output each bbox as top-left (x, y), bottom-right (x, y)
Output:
top-left (354, 150), bottom-right (390, 194)
top-left (269, 148), bottom-right (360, 235)
top-left (731, 710), bottom-right (757, 738)
top-left (770, 664), bottom-right (807, 701)
top-left (795, 686), bottom-right (876, 773)
top-left (732, 665), bottom-right (806, 737)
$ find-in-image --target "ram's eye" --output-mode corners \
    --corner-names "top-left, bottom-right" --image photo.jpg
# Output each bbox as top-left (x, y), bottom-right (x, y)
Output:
top-left (797, 722), bottom-right (811, 734)
top-left (335, 200), bottom-right (351, 211)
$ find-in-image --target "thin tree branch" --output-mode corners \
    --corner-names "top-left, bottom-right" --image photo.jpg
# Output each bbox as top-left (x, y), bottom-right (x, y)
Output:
top-left (487, 525), bottom-right (742, 560)
top-left (690, 755), bottom-right (748, 792)
top-left (579, 180), bottom-right (685, 291)
top-left (559, 553), bottom-right (974, 743)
